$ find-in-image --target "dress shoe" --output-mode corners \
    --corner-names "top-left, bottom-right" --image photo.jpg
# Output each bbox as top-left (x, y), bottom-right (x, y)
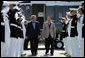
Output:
top-left (50, 53), bottom-right (53, 56)
top-left (45, 51), bottom-right (49, 55)
top-left (35, 52), bottom-right (38, 56)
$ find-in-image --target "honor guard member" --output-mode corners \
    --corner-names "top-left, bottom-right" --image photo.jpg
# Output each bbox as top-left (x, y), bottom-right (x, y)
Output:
top-left (81, 2), bottom-right (84, 38)
top-left (15, 11), bottom-right (25, 57)
top-left (13, 6), bottom-right (24, 57)
top-left (19, 13), bottom-right (26, 56)
top-left (70, 10), bottom-right (78, 37)
top-left (1, 5), bottom-right (6, 57)
top-left (60, 17), bottom-right (69, 55)
top-left (77, 8), bottom-right (84, 57)
top-left (80, 3), bottom-right (84, 57)
top-left (70, 10), bottom-right (78, 57)
top-left (7, 4), bottom-right (20, 57)
top-left (60, 17), bottom-right (68, 40)
top-left (81, 9), bottom-right (84, 57)
top-left (16, 12), bottom-right (24, 39)
top-left (63, 13), bottom-right (72, 56)
top-left (20, 15), bottom-right (26, 56)
top-left (1, 2), bottom-right (10, 57)
top-left (66, 12), bottom-right (75, 57)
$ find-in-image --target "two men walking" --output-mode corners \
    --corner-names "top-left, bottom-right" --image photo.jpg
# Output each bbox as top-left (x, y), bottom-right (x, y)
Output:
top-left (26, 15), bottom-right (56, 56)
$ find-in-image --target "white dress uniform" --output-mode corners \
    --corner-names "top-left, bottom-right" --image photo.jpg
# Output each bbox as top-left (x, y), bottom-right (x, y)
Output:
top-left (1, 11), bottom-right (6, 57)
top-left (65, 17), bottom-right (78, 57)
top-left (63, 12), bottom-right (71, 54)
top-left (7, 8), bottom-right (19, 57)
top-left (1, 9), bottom-right (11, 57)
top-left (4, 13), bottom-right (11, 57)
top-left (63, 20), bottom-right (69, 54)
top-left (14, 11), bottom-right (21, 57)
top-left (15, 12), bottom-right (25, 57)
top-left (61, 19), bottom-right (68, 54)
top-left (13, 11), bottom-right (23, 57)
top-left (66, 18), bottom-right (73, 56)
top-left (69, 15), bottom-right (78, 57)
top-left (77, 14), bottom-right (84, 57)
top-left (20, 16), bottom-right (26, 55)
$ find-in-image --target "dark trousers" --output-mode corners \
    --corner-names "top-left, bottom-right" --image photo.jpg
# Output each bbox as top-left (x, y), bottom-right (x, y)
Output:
top-left (45, 35), bottom-right (54, 54)
top-left (30, 37), bottom-right (38, 55)
top-left (24, 39), bottom-right (30, 50)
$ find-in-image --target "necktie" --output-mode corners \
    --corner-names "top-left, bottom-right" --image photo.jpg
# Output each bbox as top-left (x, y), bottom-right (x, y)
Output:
top-left (33, 22), bottom-right (36, 29)
top-left (49, 23), bottom-right (51, 28)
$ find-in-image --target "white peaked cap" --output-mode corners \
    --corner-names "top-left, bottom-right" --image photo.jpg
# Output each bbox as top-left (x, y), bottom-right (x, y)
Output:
top-left (18, 11), bottom-right (22, 14)
top-left (79, 6), bottom-right (82, 8)
top-left (3, 1), bottom-right (8, 6)
top-left (66, 12), bottom-right (71, 15)
top-left (2, 6), bottom-right (9, 14)
top-left (61, 17), bottom-right (66, 20)
top-left (13, 6), bottom-right (21, 10)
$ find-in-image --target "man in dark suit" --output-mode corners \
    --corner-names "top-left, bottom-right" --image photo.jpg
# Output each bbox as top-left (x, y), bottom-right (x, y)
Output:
top-left (26, 15), bottom-right (40, 56)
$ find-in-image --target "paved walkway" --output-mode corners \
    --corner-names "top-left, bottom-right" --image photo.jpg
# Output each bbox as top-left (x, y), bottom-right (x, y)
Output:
top-left (23, 44), bottom-right (66, 57)
top-left (23, 50), bottom-right (66, 57)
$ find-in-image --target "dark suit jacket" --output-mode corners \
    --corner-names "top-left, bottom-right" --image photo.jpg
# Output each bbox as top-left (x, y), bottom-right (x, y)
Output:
top-left (26, 21), bottom-right (40, 39)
